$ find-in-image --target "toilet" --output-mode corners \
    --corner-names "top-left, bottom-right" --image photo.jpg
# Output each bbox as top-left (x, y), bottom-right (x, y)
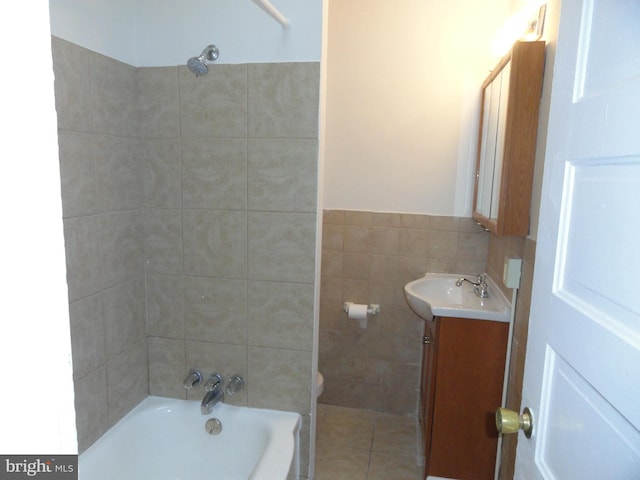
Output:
top-left (316, 372), bottom-right (324, 397)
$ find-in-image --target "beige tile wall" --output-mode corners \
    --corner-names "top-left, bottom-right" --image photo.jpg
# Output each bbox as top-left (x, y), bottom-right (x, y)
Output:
top-left (141, 63), bottom-right (319, 480)
top-left (53, 37), bottom-right (147, 451)
top-left (487, 235), bottom-right (536, 480)
top-left (319, 210), bottom-right (489, 414)
top-left (54, 37), bottom-right (320, 478)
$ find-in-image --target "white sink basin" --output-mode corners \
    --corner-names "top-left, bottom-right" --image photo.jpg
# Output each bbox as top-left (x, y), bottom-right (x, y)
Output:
top-left (404, 273), bottom-right (510, 322)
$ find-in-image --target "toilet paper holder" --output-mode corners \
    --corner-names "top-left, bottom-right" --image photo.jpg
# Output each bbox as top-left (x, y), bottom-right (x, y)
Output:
top-left (342, 302), bottom-right (381, 316)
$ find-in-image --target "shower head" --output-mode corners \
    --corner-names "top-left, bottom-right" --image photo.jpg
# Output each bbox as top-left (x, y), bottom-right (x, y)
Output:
top-left (187, 44), bottom-right (219, 77)
top-left (187, 56), bottom-right (209, 77)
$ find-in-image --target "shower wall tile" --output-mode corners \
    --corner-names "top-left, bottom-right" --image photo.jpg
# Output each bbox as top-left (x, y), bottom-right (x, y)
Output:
top-left (248, 63), bottom-right (320, 139)
top-left (248, 280), bottom-right (315, 351)
top-left (74, 366), bottom-right (108, 452)
top-left (248, 138), bottom-right (318, 213)
top-left (69, 293), bottom-right (105, 379)
top-left (142, 139), bottom-right (181, 208)
top-left (179, 64), bottom-right (248, 138)
top-left (248, 346), bottom-right (313, 412)
top-left (143, 208), bottom-right (183, 275)
top-left (51, 37), bottom-right (94, 133)
top-left (55, 40), bottom-right (152, 453)
top-left (146, 274), bottom-right (184, 339)
top-left (182, 210), bottom-right (247, 278)
top-left (57, 41), bottom-right (320, 472)
top-left (103, 277), bottom-right (146, 358)
top-left (138, 67), bottom-right (180, 138)
top-left (58, 131), bottom-right (99, 218)
top-left (91, 52), bottom-right (140, 138)
top-left (148, 336), bottom-right (186, 399)
top-left (99, 210), bottom-right (144, 288)
top-left (94, 135), bottom-right (143, 212)
top-left (183, 276), bottom-right (248, 345)
top-left (63, 216), bottom-right (103, 302)
top-left (106, 340), bottom-right (148, 427)
top-left (248, 212), bottom-right (316, 283)
top-left (181, 139), bottom-right (248, 210)
top-left (185, 341), bottom-right (249, 407)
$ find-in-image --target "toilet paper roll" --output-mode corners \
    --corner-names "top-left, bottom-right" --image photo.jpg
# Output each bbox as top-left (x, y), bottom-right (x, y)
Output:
top-left (347, 303), bottom-right (368, 320)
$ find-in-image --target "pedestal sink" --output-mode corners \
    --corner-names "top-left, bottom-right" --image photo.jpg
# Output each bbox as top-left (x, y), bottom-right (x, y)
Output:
top-left (404, 273), bottom-right (510, 322)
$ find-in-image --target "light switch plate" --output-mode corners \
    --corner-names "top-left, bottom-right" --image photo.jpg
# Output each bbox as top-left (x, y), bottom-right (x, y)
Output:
top-left (503, 257), bottom-right (522, 288)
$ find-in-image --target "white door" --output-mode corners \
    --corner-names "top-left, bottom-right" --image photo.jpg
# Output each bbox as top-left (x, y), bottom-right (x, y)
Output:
top-left (516, 0), bottom-right (640, 478)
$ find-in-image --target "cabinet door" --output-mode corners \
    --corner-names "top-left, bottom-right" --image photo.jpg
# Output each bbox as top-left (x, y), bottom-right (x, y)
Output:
top-left (476, 62), bottom-right (510, 220)
top-left (489, 61), bottom-right (511, 223)
top-left (420, 319), bottom-right (439, 475)
top-left (473, 40), bottom-right (545, 236)
top-left (476, 74), bottom-right (501, 218)
top-left (428, 317), bottom-right (509, 480)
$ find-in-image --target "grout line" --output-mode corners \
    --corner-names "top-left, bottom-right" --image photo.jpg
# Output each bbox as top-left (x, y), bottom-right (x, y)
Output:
top-left (365, 412), bottom-right (375, 480)
top-left (315, 404), bottom-right (422, 480)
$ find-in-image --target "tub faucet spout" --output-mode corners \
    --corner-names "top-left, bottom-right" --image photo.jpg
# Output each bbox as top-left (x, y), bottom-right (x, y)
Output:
top-left (201, 373), bottom-right (224, 415)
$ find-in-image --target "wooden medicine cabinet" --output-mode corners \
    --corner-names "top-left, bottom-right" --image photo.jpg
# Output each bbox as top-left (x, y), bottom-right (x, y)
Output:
top-left (473, 41), bottom-right (545, 236)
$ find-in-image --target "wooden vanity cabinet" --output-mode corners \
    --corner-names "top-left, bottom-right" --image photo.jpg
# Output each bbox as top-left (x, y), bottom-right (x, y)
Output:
top-left (420, 318), bottom-right (439, 474)
top-left (421, 316), bottom-right (509, 480)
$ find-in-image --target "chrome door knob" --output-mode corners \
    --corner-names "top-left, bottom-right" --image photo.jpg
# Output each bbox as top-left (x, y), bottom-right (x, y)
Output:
top-left (495, 407), bottom-right (533, 438)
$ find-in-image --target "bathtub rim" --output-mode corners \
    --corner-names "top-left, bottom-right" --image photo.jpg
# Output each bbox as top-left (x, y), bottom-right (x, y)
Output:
top-left (79, 395), bottom-right (301, 480)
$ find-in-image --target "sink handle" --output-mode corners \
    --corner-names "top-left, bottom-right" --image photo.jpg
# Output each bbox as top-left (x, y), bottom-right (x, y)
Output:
top-left (475, 275), bottom-right (489, 298)
top-left (456, 275), bottom-right (489, 298)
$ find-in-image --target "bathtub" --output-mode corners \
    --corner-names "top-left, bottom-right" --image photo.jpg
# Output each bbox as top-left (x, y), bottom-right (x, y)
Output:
top-left (79, 396), bottom-right (301, 480)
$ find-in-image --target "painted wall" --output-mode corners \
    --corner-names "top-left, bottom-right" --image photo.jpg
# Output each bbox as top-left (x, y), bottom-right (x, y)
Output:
top-left (323, 0), bottom-right (511, 216)
top-left (49, 0), bottom-right (322, 66)
top-left (49, 0), bottom-right (138, 65)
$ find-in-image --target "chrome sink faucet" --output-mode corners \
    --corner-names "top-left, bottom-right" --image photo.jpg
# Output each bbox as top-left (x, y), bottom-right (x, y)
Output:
top-left (201, 373), bottom-right (224, 415)
top-left (456, 274), bottom-right (489, 298)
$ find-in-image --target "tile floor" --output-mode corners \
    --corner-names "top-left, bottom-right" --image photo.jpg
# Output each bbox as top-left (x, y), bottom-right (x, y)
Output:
top-left (314, 403), bottom-right (423, 480)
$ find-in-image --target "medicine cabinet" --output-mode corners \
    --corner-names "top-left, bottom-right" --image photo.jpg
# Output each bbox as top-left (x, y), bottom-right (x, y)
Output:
top-left (473, 41), bottom-right (545, 236)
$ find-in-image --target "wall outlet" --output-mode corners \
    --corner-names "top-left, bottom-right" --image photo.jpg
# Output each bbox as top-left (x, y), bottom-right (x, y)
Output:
top-left (503, 257), bottom-right (522, 288)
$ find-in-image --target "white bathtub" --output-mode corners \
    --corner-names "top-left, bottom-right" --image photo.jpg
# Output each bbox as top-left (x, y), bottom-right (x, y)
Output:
top-left (79, 396), bottom-right (300, 480)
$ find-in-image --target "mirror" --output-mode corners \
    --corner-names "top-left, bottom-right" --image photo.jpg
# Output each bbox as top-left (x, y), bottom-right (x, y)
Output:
top-left (476, 61), bottom-right (510, 221)
top-left (473, 41), bottom-right (545, 236)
